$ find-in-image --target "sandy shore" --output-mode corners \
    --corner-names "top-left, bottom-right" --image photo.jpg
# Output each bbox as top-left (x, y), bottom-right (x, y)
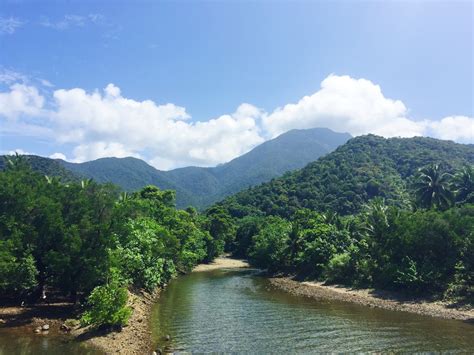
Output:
top-left (193, 255), bottom-right (249, 272)
top-left (269, 277), bottom-right (474, 321)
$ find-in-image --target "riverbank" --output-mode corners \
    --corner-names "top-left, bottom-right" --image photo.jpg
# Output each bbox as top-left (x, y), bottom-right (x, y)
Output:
top-left (0, 256), bottom-right (249, 354)
top-left (269, 277), bottom-right (474, 321)
top-left (193, 255), bottom-right (250, 272)
top-left (77, 289), bottom-right (160, 354)
top-left (0, 289), bottom-right (160, 354)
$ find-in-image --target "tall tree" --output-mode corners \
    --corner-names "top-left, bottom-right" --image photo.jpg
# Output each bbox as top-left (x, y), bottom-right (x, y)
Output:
top-left (414, 164), bottom-right (453, 210)
top-left (452, 165), bottom-right (474, 204)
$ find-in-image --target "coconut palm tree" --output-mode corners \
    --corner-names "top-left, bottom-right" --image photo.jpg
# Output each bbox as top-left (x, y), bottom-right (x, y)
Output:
top-left (80, 178), bottom-right (93, 189)
top-left (452, 165), bottom-right (474, 204)
top-left (414, 164), bottom-right (453, 210)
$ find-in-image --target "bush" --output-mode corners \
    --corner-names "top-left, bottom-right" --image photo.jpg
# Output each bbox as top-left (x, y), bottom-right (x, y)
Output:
top-left (248, 217), bottom-right (292, 271)
top-left (80, 280), bottom-right (132, 328)
top-left (324, 252), bottom-right (352, 283)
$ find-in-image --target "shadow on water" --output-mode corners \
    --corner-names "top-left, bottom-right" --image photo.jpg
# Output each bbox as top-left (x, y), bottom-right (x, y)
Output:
top-left (151, 269), bottom-right (474, 353)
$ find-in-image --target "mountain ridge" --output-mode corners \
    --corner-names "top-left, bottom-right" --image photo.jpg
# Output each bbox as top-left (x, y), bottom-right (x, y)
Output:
top-left (1, 127), bottom-right (351, 209)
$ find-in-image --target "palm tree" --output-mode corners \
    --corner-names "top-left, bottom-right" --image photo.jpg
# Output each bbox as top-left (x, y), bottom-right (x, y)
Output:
top-left (362, 198), bottom-right (390, 240)
top-left (118, 191), bottom-right (132, 202)
top-left (5, 153), bottom-right (29, 171)
top-left (452, 165), bottom-right (474, 204)
top-left (414, 164), bottom-right (453, 210)
top-left (80, 178), bottom-right (93, 189)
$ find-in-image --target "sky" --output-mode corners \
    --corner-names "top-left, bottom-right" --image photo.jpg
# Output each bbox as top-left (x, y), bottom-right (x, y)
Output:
top-left (0, 0), bottom-right (473, 170)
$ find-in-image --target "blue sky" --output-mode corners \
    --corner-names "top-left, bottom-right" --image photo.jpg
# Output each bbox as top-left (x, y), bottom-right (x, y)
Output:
top-left (0, 0), bottom-right (472, 169)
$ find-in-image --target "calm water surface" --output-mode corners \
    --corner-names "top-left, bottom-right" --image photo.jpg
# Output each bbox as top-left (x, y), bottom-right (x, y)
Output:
top-left (151, 269), bottom-right (474, 353)
top-left (0, 327), bottom-right (101, 355)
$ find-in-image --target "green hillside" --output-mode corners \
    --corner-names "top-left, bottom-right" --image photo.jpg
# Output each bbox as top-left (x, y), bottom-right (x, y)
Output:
top-left (218, 135), bottom-right (474, 218)
top-left (1, 128), bottom-right (350, 209)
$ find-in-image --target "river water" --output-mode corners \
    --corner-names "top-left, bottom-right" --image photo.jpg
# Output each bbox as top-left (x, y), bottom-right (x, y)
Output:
top-left (151, 268), bottom-right (474, 353)
top-left (0, 327), bottom-right (101, 355)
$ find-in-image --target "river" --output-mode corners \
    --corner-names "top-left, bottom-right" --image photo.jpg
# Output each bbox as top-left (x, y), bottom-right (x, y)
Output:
top-left (151, 268), bottom-right (474, 353)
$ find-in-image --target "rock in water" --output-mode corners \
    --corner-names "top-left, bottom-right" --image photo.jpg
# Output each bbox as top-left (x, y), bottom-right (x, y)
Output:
top-left (42, 324), bottom-right (50, 331)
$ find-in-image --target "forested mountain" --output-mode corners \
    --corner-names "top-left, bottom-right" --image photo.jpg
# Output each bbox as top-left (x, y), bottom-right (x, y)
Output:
top-left (1, 128), bottom-right (350, 209)
top-left (218, 135), bottom-right (474, 218)
top-left (0, 155), bottom-right (79, 182)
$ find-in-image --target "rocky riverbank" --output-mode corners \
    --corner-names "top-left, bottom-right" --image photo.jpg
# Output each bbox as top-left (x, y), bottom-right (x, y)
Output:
top-left (269, 277), bottom-right (474, 321)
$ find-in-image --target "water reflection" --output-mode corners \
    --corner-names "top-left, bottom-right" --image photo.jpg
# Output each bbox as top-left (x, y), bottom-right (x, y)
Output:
top-left (151, 269), bottom-right (474, 353)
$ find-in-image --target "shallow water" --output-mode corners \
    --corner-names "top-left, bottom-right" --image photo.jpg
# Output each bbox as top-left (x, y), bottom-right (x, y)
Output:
top-left (0, 327), bottom-right (101, 355)
top-left (151, 268), bottom-right (474, 353)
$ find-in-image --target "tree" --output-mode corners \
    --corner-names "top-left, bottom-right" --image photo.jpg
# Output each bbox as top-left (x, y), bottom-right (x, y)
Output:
top-left (414, 164), bottom-right (453, 210)
top-left (248, 217), bottom-right (291, 271)
top-left (204, 206), bottom-right (236, 259)
top-left (452, 165), bottom-right (474, 204)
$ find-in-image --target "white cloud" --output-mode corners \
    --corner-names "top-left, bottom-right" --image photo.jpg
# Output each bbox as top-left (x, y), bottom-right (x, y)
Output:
top-left (49, 152), bottom-right (67, 160)
top-left (0, 83), bottom-right (45, 119)
top-left (0, 17), bottom-right (24, 35)
top-left (262, 74), bottom-right (426, 138)
top-left (0, 73), bottom-right (472, 169)
top-left (427, 115), bottom-right (474, 143)
top-left (7, 148), bottom-right (32, 155)
top-left (71, 142), bottom-right (141, 162)
top-left (48, 85), bottom-right (264, 167)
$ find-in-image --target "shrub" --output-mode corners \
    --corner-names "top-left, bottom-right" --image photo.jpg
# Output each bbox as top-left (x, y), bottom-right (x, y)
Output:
top-left (80, 280), bottom-right (132, 328)
top-left (324, 252), bottom-right (352, 283)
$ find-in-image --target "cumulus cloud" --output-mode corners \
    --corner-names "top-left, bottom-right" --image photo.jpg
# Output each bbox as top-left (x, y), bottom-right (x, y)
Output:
top-left (48, 84), bottom-right (264, 167)
top-left (426, 116), bottom-right (474, 143)
top-left (0, 73), bottom-right (472, 169)
top-left (0, 83), bottom-right (45, 119)
top-left (0, 16), bottom-right (24, 35)
top-left (262, 75), bottom-right (427, 138)
top-left (49, 152), bottom-right (67, 160)
top-left (7, 148), bottom-right (32, 155)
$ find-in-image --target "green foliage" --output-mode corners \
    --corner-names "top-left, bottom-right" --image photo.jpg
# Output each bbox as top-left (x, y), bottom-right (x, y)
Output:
top-left (0, 158), bottom-right (217, 313)
top-left (248, 217), bottom-right (292, 271)
top-left (112, 217), bottom-right (178, 291)
top-left (80, 277), bottom-right (132, 328)
top-left (219, 135), bottom-right (473, 218)
top-left (414, 164), bottom-right (453, 210)
top-left (204, 206), bottom-right (236, 260)
top-left (324, 252), bottom-right (352, 283)
top-left (3, 128), bottom-right (350, 209)
top-left (452, 165), bottom-right (474, 204)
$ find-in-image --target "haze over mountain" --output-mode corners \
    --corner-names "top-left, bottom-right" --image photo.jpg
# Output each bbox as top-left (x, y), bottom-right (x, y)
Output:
top-left (1, 128), bottom-right (351, 209)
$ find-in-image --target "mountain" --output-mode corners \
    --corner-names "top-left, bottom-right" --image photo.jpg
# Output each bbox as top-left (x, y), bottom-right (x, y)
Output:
top-left (162, 127), bottom-right (351, 207)
top-left (217, 135), bottom-right (474, 218)
top-left (1, 128), bottom-right (351, 209)
top-left (0, 154), bottom-right (79, 182)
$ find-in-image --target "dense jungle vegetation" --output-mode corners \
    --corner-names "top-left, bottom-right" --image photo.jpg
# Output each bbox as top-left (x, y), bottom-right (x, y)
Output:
top-left (1, 135), bottom-right (473, 329)
top-left (0, 155), bottom-right (230, 327)
top-left (219, 135), bottom-right (473, 217)
top-left (215, 136), bottom-right (474, 304)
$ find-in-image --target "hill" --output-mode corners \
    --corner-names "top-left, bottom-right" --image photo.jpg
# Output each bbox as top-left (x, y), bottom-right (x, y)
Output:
top-left (1, 128), bottom-right (350, 209)
top-left (218, 135), bottom-right (474, 217)
top-left (0, 154), bottom-right (79, 182)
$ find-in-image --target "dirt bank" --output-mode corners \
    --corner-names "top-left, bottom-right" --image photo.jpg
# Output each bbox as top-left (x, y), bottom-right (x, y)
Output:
top-left (193, 255), bottom-right (249, 272)
top-left (269, 277), bottom-right (474, 321)
top-left (76, 289), bottom-right (160, 354)
top-left (0, 289), bottom-right (160, 354)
